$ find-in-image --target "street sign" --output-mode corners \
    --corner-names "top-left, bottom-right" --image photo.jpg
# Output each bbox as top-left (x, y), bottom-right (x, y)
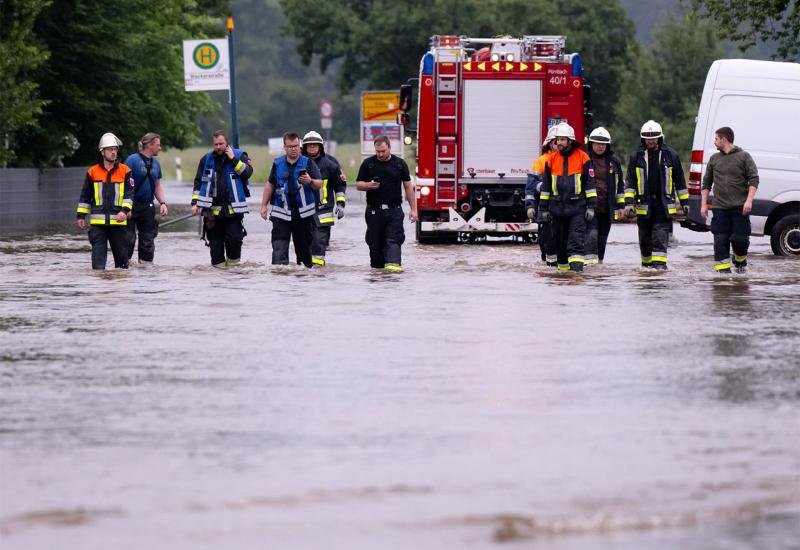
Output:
top-left (319, 100), bottom-right (334, 119)
top-left (183, 39), bottom-right (230, 91)
top-left (320, 118), bottom-right (333, 129)
top-left (361, 91), bottom-right (401, 121)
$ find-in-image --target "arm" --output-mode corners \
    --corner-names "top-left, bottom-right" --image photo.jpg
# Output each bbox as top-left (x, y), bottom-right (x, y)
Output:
top-left (743, 185), bottom-right (757, 215)
top-left (356, 160), bottom-right (379, 191)
top-left (583, 160), bottom-right (597, 210)
top-left (227, 147), bottom-right (254, 180)
top-left (614, 158), bottom-right (626, 218)
top-left (673, 151), bottom-right (688, 201)
top-left (700, 157), bottom-right (713, 219)
top-left (154, 180), bottom-right (168, 216)
top-left (624, 155), bottom-right (636, 206)
top-left (117, 170), bottom-right (134, 222)
top-left (299, 159), bottom-right (322, 190)
top-left (742, 152), bottom-right (759, 215)
top-left (260, 182), bottom-right (275, 220)
top-left (331, 159), bottom-right (347, 208)
top-left (191, 157), bottom-right (205, 215)
top-left (402, 180), bottom-right (417, 222)
top-left (76, 172), bottom-right (92, 229)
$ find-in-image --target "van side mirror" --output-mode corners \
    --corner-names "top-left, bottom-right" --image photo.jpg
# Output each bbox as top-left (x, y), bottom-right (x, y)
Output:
top-left (399, 84), bottom-right (413, 112)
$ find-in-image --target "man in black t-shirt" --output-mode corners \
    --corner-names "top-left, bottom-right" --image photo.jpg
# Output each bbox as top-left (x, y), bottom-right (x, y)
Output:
top-left (355, 135), bottom-right (417, 272)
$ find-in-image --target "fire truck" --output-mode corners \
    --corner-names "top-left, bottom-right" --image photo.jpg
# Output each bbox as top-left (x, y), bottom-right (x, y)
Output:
top-left (398, 35), bottom-right (591, 243)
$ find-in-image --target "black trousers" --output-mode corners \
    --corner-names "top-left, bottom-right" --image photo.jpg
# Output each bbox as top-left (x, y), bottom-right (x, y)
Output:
top-left (550, 202), bottom-right (586, 270)
top-left (89, 226), bottom-right (128, 270)
top-left (585, 210), bottom-right (613, 262)
top-left (365, 205), bottom-right (405, 268)
top-left (205, 215), bottom-right (244, 266)
top-left (272, 213), bottom-right (314, 268)
top-left (537, 221), bottom-right (555, 263)
top-left (311, 225), bottom-right (332, 264)
top-left (711, 208), bottom-right (750, 265)
top-left (126, 202), bottom-right (159, 262)
top-left (637, 202), bottom-right (671, 265)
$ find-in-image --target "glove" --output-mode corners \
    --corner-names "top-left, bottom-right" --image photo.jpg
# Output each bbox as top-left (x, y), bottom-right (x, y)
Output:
top-left (335, 205), bottom-right (345, 220)
top-left (624, 204), bottom-right (635, 218)
top-left (526, 207), bottom-right (536, 220)
top-left (682, 204), bottom-right (689, 215)
top-left (540, 210), bottom-right (551, 223)
top-left (585, 208), bottom-right (595, 221)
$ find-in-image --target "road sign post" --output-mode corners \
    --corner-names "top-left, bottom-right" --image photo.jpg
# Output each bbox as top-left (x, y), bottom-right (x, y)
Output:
top-left (319, 99), bottom-right (334, 141)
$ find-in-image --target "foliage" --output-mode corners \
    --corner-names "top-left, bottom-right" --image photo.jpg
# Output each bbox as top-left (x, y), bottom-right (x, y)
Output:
top-left (689, 0), bottom-right (800, 60)
top-left (0, 0), bottom-right (50, 166)
top-left (10, 0), bottom-right (227, 167)
top-left (612, 15), bottom-right (723, 161)
top-left (279, 0), bottom-right (636, 126)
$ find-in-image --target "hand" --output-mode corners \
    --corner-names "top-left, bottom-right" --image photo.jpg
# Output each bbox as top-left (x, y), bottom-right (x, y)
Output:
top-left (742, 200), bottom-right (752, 216)
top-left (526, 207), bottom-right (536, 220)
top-left (160, 203), bottom-right (168, 217)
top-left (225, 145), bottom-right (235, 160)
top-left (335, 205), bottom-right (345, 219)
top-left (260, 204), bottom-right (269, 220)
top-left (616, 209), bottom-right (625, 220)
top-left (585, 208), bottom-right (595, 221)
top-left (624, 204), bottom-right (635, 218)
top-left (116, 211), bottom-right (127, 223)
top-left (409, 208), bottom-right (418, 223)
top-left (682, 204), bottom-right (690, 216)
top-left (700, 204), bottom-right (708, 220)
top-left (192, 205), bottom-right (200, 216)
top-left (540, 211), bottom-right (551, 223)
top-left (77, 218), bottom-right (86, 229)
top-left (339, 170), bottom-right (347, 183)
top-left (298, 172), bottom-right (311, 184)
top-left (370, 180), bottom-right (381, 189)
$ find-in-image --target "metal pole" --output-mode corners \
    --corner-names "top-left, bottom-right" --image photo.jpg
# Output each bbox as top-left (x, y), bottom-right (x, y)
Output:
top-left (227, 16), bottom-right (239, 148)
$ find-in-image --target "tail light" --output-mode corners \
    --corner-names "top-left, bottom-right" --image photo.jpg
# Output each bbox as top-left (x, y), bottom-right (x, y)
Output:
top-left (688, 150), bottom-right (703, 195)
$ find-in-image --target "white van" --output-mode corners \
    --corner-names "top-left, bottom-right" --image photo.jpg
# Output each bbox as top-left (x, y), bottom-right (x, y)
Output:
top-left (682, 59), bottom-right (800, 255)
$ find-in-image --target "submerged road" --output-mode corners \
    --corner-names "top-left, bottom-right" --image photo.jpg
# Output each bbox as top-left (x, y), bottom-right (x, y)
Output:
top-left (1, 182), bottom-right (798, 549)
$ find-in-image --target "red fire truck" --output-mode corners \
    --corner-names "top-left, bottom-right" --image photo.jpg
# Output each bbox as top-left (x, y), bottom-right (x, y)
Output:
top-left (398, 35), bottom-right (591, 243)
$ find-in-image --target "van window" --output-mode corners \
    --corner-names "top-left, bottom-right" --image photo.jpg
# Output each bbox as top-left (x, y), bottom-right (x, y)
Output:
top-left (712, 95), bottom-right (800, 157)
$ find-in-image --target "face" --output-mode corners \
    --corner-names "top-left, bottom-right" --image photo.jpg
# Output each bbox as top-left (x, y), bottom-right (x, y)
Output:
top-left (212, 135), bottom-right (228, 155)
top-left (145, 138), bottom-right (161, 156)
top-left (549, 140), bottom-right (558, 152)
top-left (556, 137), bottom-right (570, 152)
top-left (374, 141), bottom-right (391, 161)
top-left (591, 142), bottom-right (607, 155)
top-left (714, 134), bottom-right (725, 151)
top-left (644, 138), bottom-right (659, 150)
top-left (284, 138), bottom-right (301, 160)
top-left (305, 143), bottom-right (320, 157)
top-left (102, 146), bottom-right (118, 163)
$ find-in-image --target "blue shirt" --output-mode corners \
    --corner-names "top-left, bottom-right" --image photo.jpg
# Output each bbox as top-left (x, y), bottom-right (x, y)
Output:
top-left (124, 153), bottom-right (163, 203)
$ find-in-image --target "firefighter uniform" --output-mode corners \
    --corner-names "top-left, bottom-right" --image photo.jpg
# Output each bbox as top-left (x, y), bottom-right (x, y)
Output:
top-left (76, 161), bottom-right (134, 269)
top-left (585, 128), bottom-right (625, 264)
top-left (124, 152), bottom-right (162, 263)
top-left (357, 154), bottom-right (410, 270)
top-left (302, 133), bottom-right (346, 266)
top-left (267, 154), bottom-right (321, 267)
top-left (625, 128), bottom-right (688, 269)
top-left (540, 139), bottom-right (597, 272)
top-left (192, 149), bottom-right (253, 267)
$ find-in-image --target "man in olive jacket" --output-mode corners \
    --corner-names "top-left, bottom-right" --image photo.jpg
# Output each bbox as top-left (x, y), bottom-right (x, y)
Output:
top-left (700, 126), bottom-right (759, 273)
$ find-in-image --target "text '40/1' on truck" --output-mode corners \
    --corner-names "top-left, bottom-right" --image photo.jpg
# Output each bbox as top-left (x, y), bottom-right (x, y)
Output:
top-left (398, 35), bottom-right (592, 243)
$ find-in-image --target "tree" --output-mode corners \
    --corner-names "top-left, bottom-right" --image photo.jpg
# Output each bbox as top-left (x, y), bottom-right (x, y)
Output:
top-left (689, 0), bottom-right (800, 60)
top-left (279, 0), bottom-right (636, 126)
top-left (0, 0), bottom-right (50, 166)
top-left (11, 0), bottom-right (228, 167)
top-left (613, 15), bottom-right (723, 160)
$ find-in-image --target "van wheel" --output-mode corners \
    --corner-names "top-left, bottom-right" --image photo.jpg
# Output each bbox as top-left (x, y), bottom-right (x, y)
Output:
top-left (770, 214), bottom-right (800, 256)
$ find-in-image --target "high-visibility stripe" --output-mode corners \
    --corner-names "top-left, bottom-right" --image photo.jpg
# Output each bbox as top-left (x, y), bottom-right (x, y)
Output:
top-left (733, 254), bottom-right (747, 263)
top-left (624, 190), bottom-right (635, 199)
top-left (312, 257), bottom-right (326, 266)
top-left (651, 255), bottom-right (668, 263)
top-left (677, 191), bottom-right (689, 201)
top-left (636, 167), bottom-right (645, 196)
top-left (667, 206), bottom-right (677, 215)
top-left (384, 264), bottom-right (403, 272)
top-left (192, 193), bottom-right (200, 200)
top-left (318, 216), bottom-right (335, 224)
top-left (539, 192), bottom-right (551, 201)
top-left (568, 256), bottom-right (585, 264)
top-left (76, 202), bottom-right (90, 214)
top-left (585, 190), bottom-right (597, 198)
top-left (557, 264), bottom-right (569, 271)
top-left (666, 166), bottom-right (673, 195)
top-left (715, 260), bottom-right (732, 271)
top-left (574, 174), bottom-right (581, 196)
top-left (234, 160), bottom-right (245, 173)
top-left (641, 256), bottom-right (653, 264)
top-left (616, 193), bottom-right (625, 204)
top-left (546, 255), bottom-right (557, 263)
top-left (94, 182), bottom-right (102, 206)
top-left (335, 192), bottom-right (346, 203)
top-left (636, 207), bottom-right (649, 215)
top-left (321, 178), bottom-right (329, 204)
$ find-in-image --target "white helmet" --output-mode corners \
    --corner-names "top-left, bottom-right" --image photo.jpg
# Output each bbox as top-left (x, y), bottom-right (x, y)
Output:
top-left (98, 132), bottom-right (122, 151)
top-left (302, 131), bottom-right (324, 146)
top-left (553, 122), bottom-right (575, 141)
top-left (640, 120), bottom-right (663, 139)
top-left (588, 127), bottom-right (611, 144)
top-left (542, 124), bottom-right (559, 146)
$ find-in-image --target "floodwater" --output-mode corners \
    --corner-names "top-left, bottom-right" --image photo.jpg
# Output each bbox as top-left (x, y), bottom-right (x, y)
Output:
top-left (1, 182), bottom-right (799, 550)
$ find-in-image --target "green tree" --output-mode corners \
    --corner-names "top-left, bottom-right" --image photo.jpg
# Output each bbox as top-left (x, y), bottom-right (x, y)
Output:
top-left (0, 0), bottom-right (50, 166)
top-left (279, 0), bottom-right (635, 126)
top-left (12, 0), bottom-right (227, 167)
top-left (613, 15), bottom-right (723, 160)
top-left (689, 0), bottom-right (800, 60)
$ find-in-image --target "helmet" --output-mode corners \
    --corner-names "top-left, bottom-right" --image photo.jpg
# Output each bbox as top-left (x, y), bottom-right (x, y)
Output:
top-left (553, 122), bottom-right (575, 141)
top-left (640, 120), bottom-right (663, 139)
top-left (588, 127), bottom-right (611, 144)
top-left (302, 131), bottom-right (324, 146)
top-left (98, 132), bottom-right (122, 151)
top-left (542, 124), bottom-right (559, 146)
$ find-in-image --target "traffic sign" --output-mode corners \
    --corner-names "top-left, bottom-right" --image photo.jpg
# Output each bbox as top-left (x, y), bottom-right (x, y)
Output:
top-left (183, 39), bottom-right (229, 91)
top-left (320, 100), bottom-right (334, 119)
top-left (320, 118), bottom-right (332, 129)
top-left (361, 91), bottom-right (400, 121)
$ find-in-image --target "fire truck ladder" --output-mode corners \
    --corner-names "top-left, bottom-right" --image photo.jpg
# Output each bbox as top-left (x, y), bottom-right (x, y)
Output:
top-left (433, 48), bottom-right (461, 204)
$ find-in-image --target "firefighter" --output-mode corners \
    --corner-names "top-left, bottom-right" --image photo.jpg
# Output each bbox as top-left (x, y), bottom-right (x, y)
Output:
top-left (124, 132), bottom-right (168, 264)
top-left (700, 126), bottom-right (759, 273)
top-left (356, 135), bottom-right (417, 272)
top-left (539, 123), bottom-right (597, 272)
top-left (525, 124), bottom-right (558, 265)
top-left (584, 127), bottom-right (626, 264)
top-left (191, 130), bottom-right (254, 268)
top-left (260, 132), bottom-right (323, 268)
top-left (76, 132), bottom-right (134, 270)
top-left (624, 120), bottom-right (688, 270)
top-left (301, 131), bottom-right (346, 266)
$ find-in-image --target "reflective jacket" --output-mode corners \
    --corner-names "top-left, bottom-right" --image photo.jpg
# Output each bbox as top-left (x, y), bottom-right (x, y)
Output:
top-left (76, 162), bottom-right (134, 226)
top-left (312, 153), bottom-right (346, 226)
top-left (525, 151), bottom-right (553, 208)
top-left (192, 149), bottom-right (251, 215)
top-left (625, 144), bottom-right (688, 218)
top-left (539, 145), bottom-right (597, 212)
top-left (270, 155), bottom-right (317, 221)
top-left (588, 150), bottom-right (625, 218)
